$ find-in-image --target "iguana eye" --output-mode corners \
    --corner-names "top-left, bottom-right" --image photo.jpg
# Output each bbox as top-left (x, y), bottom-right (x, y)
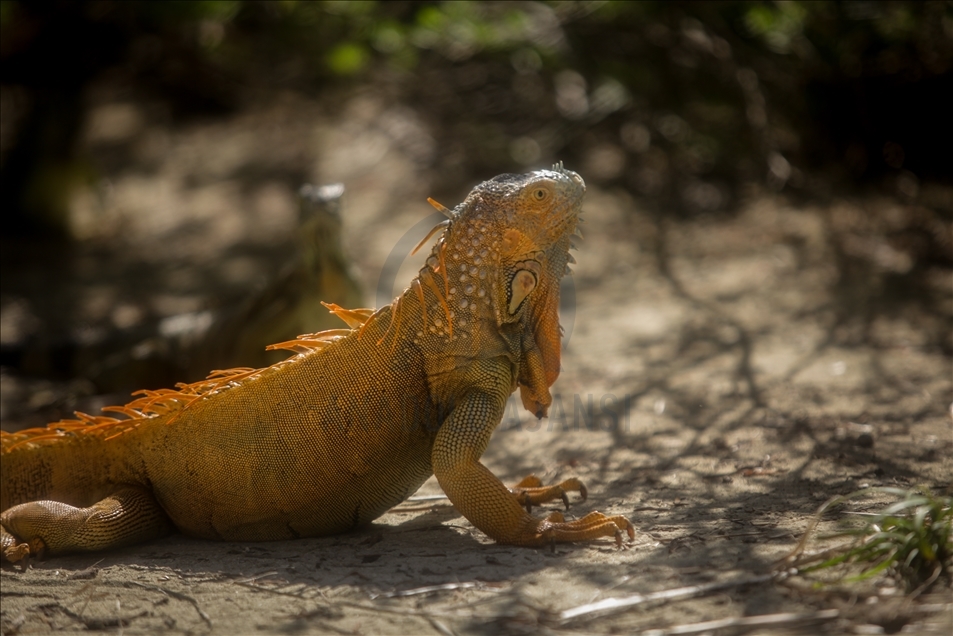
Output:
top-left (532, 188), bottom-right (548, 201)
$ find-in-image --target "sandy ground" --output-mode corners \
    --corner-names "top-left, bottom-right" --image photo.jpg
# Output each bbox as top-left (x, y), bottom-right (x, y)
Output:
top-left (1, 90), bottom-right (951, 635)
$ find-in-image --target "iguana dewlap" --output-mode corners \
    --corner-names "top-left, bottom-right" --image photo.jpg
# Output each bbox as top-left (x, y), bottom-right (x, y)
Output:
top-left (1, 165), bottom-right (633, 561)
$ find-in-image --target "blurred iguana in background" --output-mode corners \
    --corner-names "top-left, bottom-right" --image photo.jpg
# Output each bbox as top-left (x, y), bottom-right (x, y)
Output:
top-left (92, 182), bottom-right (364, 388)
top-left (3, 184), bottom-right (363, 396)
top-left (190, 183), bottom-right (364, 374)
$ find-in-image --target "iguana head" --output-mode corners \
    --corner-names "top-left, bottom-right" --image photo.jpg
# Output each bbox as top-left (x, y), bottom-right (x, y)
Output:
top-left (445, 164), bottom-right (586, 417)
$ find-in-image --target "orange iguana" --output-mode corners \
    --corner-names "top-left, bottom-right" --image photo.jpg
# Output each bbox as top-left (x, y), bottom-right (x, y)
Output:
top-left (1, 165), bottom-right (634, 562)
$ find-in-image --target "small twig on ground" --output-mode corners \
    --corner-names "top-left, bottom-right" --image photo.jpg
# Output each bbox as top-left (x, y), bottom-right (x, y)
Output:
top-left (234, 581), bottom-right (312, 598)
top-left (65, 559), bottom-right (104, 581)
top-left (392, 494), bottom-right (453, 511)
top-left (375, 581), bottom-right (482, 598)
top-left (426, 616), bottom-right (457, 636)
top-left (70, 579), bottom-right (106, 619)
top-left (703, 466), bottom-right (785, 481)
top-left (126, 581), bottom-right (212, 627)
top-left (41, 602), bottom-right (147, 631)
top-left (337, 601), bottom-right (472, 621)
top-left (557, 573), bottom-right (777, 623)
top-left (233, 570), bottom-right (319, 599)
top-left (393, 495), bottom-right (453, 513)
top-left (391, 505), bottom-right (452, 513)
top-left (67, 566), bottom-right (101, 580)
top-left (640, 609), bottom-right (840, 635)
top-left (233, 570), bottom-right (278, 583)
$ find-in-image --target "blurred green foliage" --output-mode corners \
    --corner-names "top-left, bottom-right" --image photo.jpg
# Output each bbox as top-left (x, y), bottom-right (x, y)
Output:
top-left (1, 0), bottom-right (950, 234)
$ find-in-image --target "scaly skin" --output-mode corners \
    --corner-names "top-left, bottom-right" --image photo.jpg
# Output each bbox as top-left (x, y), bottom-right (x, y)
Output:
top-left (1, 165), bottom-right (634, 561)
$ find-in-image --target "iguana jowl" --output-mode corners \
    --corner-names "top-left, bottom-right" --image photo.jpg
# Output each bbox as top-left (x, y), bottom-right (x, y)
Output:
top-left (1, 165), bottom-right (634, 561)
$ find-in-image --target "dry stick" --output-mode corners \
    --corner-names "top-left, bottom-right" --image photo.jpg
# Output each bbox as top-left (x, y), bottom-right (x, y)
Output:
top-left (233, 570), bottom-right (279, 584)
top-left (54, 603), bottom-right (148, 631)
top-left (427, 616), bottom-right (458, 636)
top-left (391, 506), bottom-right (450, 513)
top-left (775, 486), bottom-right (918, 569)
top-left (126, 581), bottom-right (212, 627)
top-left (233, 570), bottom-right (319, 599)
top-left (558, 573), bottom-right (777, 623)
top-left (235, 581), bottom-right (312, 599)
top-left (337, 601), bottom-right (467, 621)
top-left (641, 609), bottom-right (840, 636)
top-left (377, 581), bottom-right (482, 598)
top-left (776, 542), bottom-right (858, 571)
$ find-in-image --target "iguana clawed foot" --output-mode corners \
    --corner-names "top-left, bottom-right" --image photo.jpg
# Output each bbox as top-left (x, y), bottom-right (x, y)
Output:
top-left (537, 510), bottom-right (635, 549)
top-left (508, 475), bottom-right (633, 548)
top-left (0, 525), bottom-right (36, 563)
top-left (0, 487), bottom-right (172, 563)
top-left (509, 475), bottom-right (587, 513)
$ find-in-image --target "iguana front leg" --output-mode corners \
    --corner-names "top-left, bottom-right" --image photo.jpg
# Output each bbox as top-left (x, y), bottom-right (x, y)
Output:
top-left (432, 388), bottom-right (634, 547)
top-left (1, 486), bottom-right (172, 562)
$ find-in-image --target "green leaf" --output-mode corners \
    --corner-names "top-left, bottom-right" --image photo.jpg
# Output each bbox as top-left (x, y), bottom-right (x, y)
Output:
top-left (327, 43), bottom-right (370, 75)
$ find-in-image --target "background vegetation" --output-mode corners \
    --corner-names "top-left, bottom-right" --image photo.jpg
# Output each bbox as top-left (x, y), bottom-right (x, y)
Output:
top-left (2, 0), bottom-right (951, 236)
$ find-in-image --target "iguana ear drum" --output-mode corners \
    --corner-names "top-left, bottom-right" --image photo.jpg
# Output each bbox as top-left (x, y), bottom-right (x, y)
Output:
top-left (508, 270), bottom-right (537, 314)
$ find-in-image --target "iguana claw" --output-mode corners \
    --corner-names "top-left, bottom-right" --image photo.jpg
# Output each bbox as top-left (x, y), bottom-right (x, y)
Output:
top-left (510, 476), bottom-right (588, 513)
top-left (538, 511), bottom-right (635, 548)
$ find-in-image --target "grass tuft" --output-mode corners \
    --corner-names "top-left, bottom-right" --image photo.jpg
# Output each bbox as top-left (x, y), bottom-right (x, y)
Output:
top-left (778, 487), bottom-right (952, 594)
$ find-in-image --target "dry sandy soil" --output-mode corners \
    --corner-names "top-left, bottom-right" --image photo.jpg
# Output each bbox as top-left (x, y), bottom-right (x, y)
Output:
top-left (1, 89), bottom-right (951, 635)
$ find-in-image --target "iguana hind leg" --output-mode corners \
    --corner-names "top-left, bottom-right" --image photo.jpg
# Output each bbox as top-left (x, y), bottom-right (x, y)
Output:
top-left (1, 486), bottom-right (172, 562)
top-left (510, 475), bottom-right (587, 513)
